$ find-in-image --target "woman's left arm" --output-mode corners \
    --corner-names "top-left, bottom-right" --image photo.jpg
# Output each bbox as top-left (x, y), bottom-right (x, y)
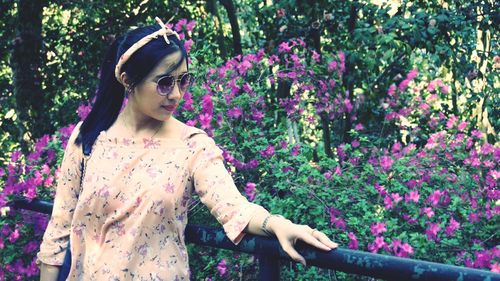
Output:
top-left (244, 208), bottom-right (338, 266)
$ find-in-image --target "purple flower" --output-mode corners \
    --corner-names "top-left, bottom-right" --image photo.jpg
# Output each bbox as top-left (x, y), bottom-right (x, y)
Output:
top-left (202, 94), bottom-right (213, 115)
top-left (291, 144), bottom-right (301, 156)
top-left (245, 182), bottom-right (256, 201)
top-left (327, 60), bottom-right (337, 72)
top-left (198, 113), bottom-right (212, 129)
top-left (217, 259), bottom-right (227, 276)
top-left (278, 42), bottom-right (292, 53)
top-left (398, 79), bottom-right (410, 92)
top-left (370, 222), bottom-right (387, 236)
top-left (444, 217), bottom-right (460, 236)
top-left (405, 191), bottom-right (420, 203)
top-left (347, 232), bottom-right (359, 249)
top-left (427, 190), bottom-right (443, 206)
top-left (387, 84), bottom-right (397, 96)
top-left (8, 228), bottom-right (20, 243)
top-left (425, 223), bottom-right (441, 241)
top-left (260, 145), bottom-right (275, 158)
top-left (227, 107), bottom-right (243, 118)
top-left (406, 69), bottom-right (418, 80)
top-left (380, 156), bottom-right (394, 171)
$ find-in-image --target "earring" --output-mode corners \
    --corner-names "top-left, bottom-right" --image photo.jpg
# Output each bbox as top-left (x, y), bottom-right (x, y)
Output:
top-left (126, 86), bottom-right (133, 96)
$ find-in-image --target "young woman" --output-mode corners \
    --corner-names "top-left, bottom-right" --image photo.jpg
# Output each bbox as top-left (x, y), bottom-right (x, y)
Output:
top-left (37, 17), bottom-right (337, 280)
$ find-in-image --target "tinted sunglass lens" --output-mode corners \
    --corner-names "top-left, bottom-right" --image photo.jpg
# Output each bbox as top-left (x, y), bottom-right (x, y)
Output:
top-left (157, 76), bottom-right (175, 95)
top-left (180, 73), bottom-right (193, 91)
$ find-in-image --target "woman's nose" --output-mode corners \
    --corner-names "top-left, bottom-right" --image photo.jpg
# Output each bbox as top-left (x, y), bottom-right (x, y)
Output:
top-left (168, 83), bottom-right (182, 101)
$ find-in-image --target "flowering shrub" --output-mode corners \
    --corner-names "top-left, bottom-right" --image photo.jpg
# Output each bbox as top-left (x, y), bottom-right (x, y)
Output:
top-left (1, 23), bottom-right (498, 281)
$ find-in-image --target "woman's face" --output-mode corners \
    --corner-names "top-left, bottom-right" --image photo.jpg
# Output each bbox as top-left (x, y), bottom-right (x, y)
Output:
top-left (128, 50), bottom-right (188, 122)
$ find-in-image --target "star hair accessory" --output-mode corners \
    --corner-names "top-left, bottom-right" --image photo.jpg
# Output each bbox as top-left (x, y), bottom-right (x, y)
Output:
top-left (114, 16), bottom-right (181, 84)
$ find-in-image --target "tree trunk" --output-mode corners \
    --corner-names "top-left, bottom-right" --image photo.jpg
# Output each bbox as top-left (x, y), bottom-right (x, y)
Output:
top-left (309, 5), bottom-right (333, 157)
top-left (206, 0), bottom-right (228, 60)
top-left (11, 0), bottom-right (48, 151)
top-left (219, 0), bottom-right (242, 56)
top-left (341, 0), bottom-right (358, 143)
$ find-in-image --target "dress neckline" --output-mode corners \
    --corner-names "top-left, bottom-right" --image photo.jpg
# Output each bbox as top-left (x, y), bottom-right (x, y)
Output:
top-left (94, 124), bottom-right (201, 149)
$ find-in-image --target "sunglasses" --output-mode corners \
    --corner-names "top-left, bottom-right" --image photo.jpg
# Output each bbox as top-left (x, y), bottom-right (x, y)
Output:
top-left (156, 72), bottom-right (194, 96)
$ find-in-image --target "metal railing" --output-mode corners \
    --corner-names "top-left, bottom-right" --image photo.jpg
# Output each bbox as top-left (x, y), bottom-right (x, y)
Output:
top-left (10, 198), bottom-right (500, 281)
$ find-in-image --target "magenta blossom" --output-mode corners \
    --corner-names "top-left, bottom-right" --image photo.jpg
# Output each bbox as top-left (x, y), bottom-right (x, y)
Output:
top-left (444, 217), bottom-right (460, 236)
top-left (370, 222), bottom-right (387, 236)
top-left (244, 182), bottom-right (256, 201)
top-left (425, 223), bottom-right (441, 241)
top-left (348, 232), bottom-right (359, 250)
top-left (227, 107), bottom-right (243, 118)
top-left (380, 156), bottom-right (394, 171)
top-left (217, 259), bottom-right (227, 276)
top-left (260, 145), bottom-right (275, 158)
top-left (405, 191), bottom-right (420, 203)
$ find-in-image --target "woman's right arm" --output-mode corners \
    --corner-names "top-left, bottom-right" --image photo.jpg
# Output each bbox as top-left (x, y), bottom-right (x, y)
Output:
top-left (36, 122), bottom-right (84, 280)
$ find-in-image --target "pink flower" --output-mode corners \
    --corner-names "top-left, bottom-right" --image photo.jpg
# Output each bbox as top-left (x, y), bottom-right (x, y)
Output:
top-left (291, 144), bottom-right (301, 156)
top-left (468, 212), bottom-right (481, 223)
top-left (380, 156), bottom-right (394, 171)
top-left (278, 42), bottom-right (291, 53)
top-left (351, 140), bottom-right (360, 148)
top-left (260, 145), bottom-right (275, 158)
top-left (198, 113), bottom-right (212, 129)
top-left (384, 196), bottom-right (393, 209)
top-left (425, 223), bottom-right (441, 241)
top-left (391, 193), bottom-right (402, 204)
top-left (227, 107), bottom-right (243, 118)
top-left (202, 94), bottom-right (214, 115)
top-left (491, 262), bottom-right (500, 273)
top-left (399, 243), bottom-right (414, 257)
top-left (334, 166), bottom-right (342, 176)
top-left (355, 123), bottom-right (364, 131)
top-left (217, 259), bottom-right (227, 276)
top-left (422, 207), bottom-right (435, 218)
top-left (327, 60), bottom-right (338, 72)
top-left (387, 84), bottom-right (396, 96)
top-left (444, 217), bottom-right (460, 236)
top-left (251, 109), bottom-right (264, 123)
top-left (8, 228), bottom-right (20, 243)
top-left (311, 50), bottom-right (321, 63)
top-left (398, 79), bottom-right (410, 92)
top-left (348, 232), bottom-right (359, 249)
top-left (368, 236), bottom-right (388, 253)
top-left (427, 190), bottom-right (443, 206)
top-left (406, 69), bottom-right (418, 80)
top-left (370, 222), bottom-right (387, 236)
top-left (405, 191), bottom-right (420, 203)
top-left (457, 121), bottom-right (468, 131)
top-left (245, 182), bottom-right (256, 201)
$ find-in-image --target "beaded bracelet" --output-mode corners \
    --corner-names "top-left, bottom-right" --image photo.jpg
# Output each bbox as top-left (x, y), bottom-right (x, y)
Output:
top-left (261, 214), bottom-right (286, 236)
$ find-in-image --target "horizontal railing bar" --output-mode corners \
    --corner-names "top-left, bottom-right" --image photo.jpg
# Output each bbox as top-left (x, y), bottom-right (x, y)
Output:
top-left (9, 198), bottom-right (500, 281)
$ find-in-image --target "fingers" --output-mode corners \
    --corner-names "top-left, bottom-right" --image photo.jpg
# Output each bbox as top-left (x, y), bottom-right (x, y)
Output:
top-left (302, 232), bottom-right (334, 251)
top-left (277, 236), bottom-right (307, 266)
top-left (312, 230), bottom-right (338, 249)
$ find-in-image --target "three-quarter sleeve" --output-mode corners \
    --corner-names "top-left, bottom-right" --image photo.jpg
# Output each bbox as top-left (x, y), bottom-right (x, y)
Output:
top-left (190, 132), bottom-right (261, 245)
top-left (36, 121), bottom-right (83, 266)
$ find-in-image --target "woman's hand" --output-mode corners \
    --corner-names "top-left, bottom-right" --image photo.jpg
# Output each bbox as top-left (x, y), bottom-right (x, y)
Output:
top-left (267, 217), bottom-right (338, 266)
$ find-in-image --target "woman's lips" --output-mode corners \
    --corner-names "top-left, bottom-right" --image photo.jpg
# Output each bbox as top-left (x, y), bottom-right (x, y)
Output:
top-left (162, 105), bottom-right (176, 111)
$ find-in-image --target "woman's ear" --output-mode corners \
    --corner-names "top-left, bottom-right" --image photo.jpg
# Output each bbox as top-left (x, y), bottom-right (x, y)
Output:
top-left (120, 72), bottom-right (131, 89)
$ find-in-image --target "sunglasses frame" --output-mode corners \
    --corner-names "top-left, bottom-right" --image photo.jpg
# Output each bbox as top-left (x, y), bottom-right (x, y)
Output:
top-left (155, 72), bottom-right (194, 96)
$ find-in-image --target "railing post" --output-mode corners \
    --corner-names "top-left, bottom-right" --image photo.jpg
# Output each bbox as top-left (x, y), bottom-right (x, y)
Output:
top-left (258, 254), bottom-right (280, 281)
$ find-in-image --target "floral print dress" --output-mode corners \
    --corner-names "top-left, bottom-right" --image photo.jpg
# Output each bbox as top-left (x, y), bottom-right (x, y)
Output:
top-left (36, 122), bottom-right (263, 280)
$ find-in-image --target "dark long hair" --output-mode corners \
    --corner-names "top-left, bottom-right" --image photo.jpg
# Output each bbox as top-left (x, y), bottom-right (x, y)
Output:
top-left (75, 24), bottom-right (189, 149)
